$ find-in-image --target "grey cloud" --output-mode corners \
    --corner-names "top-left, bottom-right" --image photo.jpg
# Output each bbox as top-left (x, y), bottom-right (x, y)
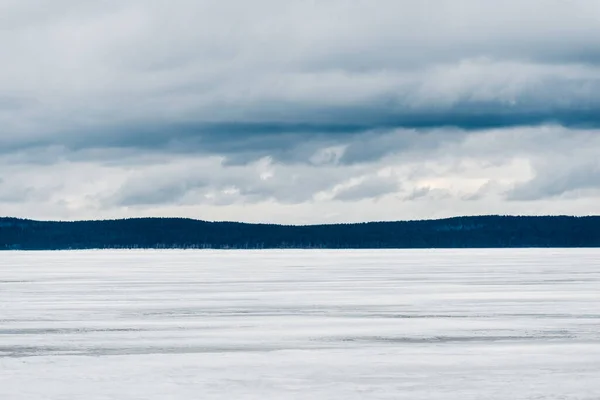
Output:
top-left (2, 1), bottom-right (600, 221)
top-left (0, 177), bottom-right (56, 203)
top-left (506, 162), bottom-right (600, 201)
top-left (339, 129), bottom-right (468, 164)
top-left (22, 127), bottom-right (600, 215)
top-left (1, 125), bottom-right (599, 222)
top-left (0, 179), bottom-right (29, 203)
top-left (461, 181), bottom-right (498, 201)
top-left (106, 158), bottom-right (364, 208)
top-left (0, 95), bottom-right (32, 111)
top-left (1, 1), bottom-right (600, 165)
top-left (114, 178), bottom-right (209, 207)
top-left (333, 176), bottom-right (400, 202)
top-left (403, 187), bottom-right (452, 202)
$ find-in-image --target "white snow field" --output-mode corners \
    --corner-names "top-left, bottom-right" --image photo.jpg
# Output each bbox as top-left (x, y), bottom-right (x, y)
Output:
top-left (1, 249), bottom-right (600, 400)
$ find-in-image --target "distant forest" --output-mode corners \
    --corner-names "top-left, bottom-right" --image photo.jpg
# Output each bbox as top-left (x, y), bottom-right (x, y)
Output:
top-left (0, 215), bottom-right (598, 250)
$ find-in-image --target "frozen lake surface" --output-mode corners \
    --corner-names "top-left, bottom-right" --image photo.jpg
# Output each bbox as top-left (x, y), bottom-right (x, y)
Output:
top-left (1, 249), bottom-right (600, 399)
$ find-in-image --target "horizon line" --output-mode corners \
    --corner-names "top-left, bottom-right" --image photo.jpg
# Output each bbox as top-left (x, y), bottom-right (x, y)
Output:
top-left (2, 214), bottom-right (598, 227)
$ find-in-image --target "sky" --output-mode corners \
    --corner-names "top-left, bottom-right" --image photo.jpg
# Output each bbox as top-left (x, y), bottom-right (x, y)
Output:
top-left (1, 0), bottom-right (599, 224)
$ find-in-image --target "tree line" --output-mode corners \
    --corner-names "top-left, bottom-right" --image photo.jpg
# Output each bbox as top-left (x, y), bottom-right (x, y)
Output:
top-left (0, 215), bottom-right (598, 250)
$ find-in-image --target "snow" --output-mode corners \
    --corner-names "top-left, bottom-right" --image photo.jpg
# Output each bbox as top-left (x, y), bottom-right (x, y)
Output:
top-left (1, 249), bottom-right (600, 399)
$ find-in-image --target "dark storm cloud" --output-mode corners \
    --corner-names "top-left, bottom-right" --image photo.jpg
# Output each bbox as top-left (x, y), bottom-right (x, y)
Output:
top-left (1, 0), bottom-right (600, 167)
top-left (7, 105), bottom-right (600, 167)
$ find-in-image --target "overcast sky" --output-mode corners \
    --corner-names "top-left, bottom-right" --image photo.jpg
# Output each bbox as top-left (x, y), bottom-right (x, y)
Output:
top-left (1, 0), bottom-right (599, 223)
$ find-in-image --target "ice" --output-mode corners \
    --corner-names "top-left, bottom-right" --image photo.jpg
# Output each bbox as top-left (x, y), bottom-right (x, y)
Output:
top-left (1, 249), bottom-right (600, 399)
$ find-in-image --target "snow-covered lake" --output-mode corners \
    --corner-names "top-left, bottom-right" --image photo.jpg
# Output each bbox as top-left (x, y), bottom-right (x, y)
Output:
top-left (1, 249), bottom-right (599, 399)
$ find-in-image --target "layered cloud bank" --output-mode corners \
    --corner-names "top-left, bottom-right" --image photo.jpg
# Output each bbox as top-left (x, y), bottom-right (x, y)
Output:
top-left (1, 1), bottom-right (599, 222)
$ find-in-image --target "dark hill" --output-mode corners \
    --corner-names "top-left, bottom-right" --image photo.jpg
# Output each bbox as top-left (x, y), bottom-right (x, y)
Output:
top-left (0, 215), bottom-right (598, 250)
